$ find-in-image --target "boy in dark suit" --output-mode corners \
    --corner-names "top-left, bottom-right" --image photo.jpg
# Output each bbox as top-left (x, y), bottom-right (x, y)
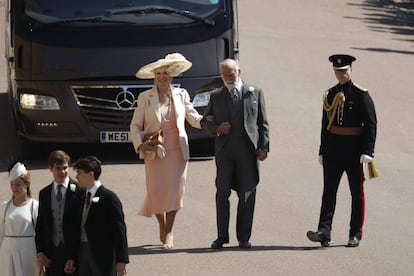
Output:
top-left (70, 156), bottom-right (129, 276)
top-left (36, 150), bottom-right (84, 275)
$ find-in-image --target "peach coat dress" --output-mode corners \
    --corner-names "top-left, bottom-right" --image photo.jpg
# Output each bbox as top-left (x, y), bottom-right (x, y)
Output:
top-left (130, 86), bottom-right (202, 217)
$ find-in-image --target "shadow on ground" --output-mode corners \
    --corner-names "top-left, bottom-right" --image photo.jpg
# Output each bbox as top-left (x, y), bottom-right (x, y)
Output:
top-left (127, 243), bottom-right (352, 255)
top-left (347, 0), bottom-right (414, 50)
top-left (128, 245), bottom-right (326, 255)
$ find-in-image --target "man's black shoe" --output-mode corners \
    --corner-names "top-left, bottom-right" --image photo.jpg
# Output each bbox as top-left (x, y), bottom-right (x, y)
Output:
top-left (211, 238), bottom-right (229, 249)
top-left (306, 230), bottom-right (331, 247)
top-left (238, 241), bottom-right (252, 249)
top-left (346, 235), bottom-right (360, 247)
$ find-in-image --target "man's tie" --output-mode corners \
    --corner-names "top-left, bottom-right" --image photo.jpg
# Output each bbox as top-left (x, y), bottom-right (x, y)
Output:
top-left (85, 191), bottom-right (91, 208)
top-left (232, 88), bottom-right (239, 103)
top-left (56, 184), bottom-right (63, 202)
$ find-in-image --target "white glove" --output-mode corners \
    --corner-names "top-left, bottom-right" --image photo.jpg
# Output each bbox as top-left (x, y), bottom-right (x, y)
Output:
top-left (156, 145), bottom-right (167, 159)
top-left (318, 155), bottom-right (323, 165)
top-left (360, 154), bottom-right (373, 164)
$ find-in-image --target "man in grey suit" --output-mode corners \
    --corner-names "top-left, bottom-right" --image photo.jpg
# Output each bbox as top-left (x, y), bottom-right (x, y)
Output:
top-left (201, 59), bottom-right (269, 249)
top-left (36, 150), bottom-right (84, 275)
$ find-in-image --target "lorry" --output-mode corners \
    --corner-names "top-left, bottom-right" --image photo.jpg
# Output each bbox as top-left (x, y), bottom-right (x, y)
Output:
top-left (5, 0), bottom-right (239, 155)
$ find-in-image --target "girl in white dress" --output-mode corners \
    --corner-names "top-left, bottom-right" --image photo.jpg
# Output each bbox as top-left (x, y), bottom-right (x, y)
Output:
top-left (0, 162), bottom-right (40, 276)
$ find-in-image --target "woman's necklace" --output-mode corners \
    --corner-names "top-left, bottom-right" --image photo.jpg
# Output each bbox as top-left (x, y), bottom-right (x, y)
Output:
top-left (13, 197), bottom-right (29, 206)
top-left (160, 93), bottom-right (172, 122)
top-left (158, 87), bottom-right (172, 122)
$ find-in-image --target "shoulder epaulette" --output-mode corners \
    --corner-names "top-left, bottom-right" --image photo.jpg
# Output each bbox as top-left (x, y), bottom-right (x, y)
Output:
top-left (353, 82), bottom-right (368, 92)
top-left (324, 88), bottom-right (334, 97)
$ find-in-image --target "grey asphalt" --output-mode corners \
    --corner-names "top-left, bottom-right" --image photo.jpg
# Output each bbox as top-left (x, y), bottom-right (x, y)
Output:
top-left (0, 1), bottom-right (413, 275)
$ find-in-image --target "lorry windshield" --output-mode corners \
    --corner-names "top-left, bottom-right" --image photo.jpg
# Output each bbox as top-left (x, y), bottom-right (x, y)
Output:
top-left (25, 0), bottom-right (222, 25)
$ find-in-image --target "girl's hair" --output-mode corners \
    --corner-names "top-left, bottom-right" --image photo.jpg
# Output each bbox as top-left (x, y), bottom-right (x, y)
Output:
top-left (11, 171), bottom-right (32, 199)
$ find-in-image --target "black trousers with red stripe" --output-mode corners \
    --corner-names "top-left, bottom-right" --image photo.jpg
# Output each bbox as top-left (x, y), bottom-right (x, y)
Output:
top-left (317, 157), bottom-right (365, 241)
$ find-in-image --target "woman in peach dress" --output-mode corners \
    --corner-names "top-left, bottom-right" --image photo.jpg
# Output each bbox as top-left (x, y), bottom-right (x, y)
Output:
top-left (130, 53), bottom-right (202, 249)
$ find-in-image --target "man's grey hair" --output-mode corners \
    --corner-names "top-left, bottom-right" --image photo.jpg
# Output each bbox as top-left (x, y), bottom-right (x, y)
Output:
top-left (220, 59), bottom-right (240, 71)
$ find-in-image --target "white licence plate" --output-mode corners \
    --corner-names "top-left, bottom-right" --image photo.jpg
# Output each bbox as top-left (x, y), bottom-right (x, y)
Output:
top-left (100, 131), bottom-right (130, 143)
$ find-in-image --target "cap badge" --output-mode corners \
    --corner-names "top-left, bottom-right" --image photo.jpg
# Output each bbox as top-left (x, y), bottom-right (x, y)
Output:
top-left (337, 58), bottom-right (342, 64)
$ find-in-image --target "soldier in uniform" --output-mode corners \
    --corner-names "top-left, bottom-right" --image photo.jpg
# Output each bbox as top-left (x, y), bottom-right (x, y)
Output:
top-left (307, 54), bottom-right (377, 247)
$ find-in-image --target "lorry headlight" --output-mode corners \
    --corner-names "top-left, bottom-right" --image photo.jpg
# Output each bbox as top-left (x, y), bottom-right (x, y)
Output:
top-left (192, 91), bottom-right (213, 108)
top-left (20, 93), bottom-right (60, 110)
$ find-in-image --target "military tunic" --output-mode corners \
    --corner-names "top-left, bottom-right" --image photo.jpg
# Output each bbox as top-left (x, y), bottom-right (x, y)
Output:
top-left (317, 80), bottom-right (377, 240)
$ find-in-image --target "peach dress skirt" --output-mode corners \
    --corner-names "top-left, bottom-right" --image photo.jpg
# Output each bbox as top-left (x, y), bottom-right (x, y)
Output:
top-left (138, 103), bottom-right (187, 217)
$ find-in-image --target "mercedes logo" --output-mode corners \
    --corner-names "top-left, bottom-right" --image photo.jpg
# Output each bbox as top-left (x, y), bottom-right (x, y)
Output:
top-left (115, 90), bottom-right (136, 110)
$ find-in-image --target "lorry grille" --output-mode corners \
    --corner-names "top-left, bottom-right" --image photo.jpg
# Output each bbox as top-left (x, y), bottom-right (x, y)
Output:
top-left (71, 85), bottom-right (152, 129)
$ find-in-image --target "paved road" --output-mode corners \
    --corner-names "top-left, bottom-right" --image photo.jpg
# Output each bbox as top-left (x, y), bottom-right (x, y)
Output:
top-left (0, 1), bottom-right (413, 275)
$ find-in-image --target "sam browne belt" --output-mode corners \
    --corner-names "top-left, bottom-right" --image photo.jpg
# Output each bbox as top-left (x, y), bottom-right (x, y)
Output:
top-left (329, 126), bottom-right (363, 135)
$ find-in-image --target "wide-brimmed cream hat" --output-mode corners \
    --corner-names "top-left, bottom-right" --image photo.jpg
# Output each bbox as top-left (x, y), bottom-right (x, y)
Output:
top-left (135, 53), bottom-right (192, 79)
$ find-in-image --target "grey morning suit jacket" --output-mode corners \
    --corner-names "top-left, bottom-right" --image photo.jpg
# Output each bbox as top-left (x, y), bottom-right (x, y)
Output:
top-left (35, 178), bottom-right (84, 262)
top-left (201, 82), bottom-right (270, 190)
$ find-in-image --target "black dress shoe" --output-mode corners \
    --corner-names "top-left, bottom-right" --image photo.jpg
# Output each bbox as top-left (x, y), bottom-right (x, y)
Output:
top-left (306, 230), bottom-right (331, 247)
top-left (238, 241), bottom-right (252, 249)
top-left (211, 238), bottom-right (229, 249)
top-left (346, 235), bottom-right (360, 247)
